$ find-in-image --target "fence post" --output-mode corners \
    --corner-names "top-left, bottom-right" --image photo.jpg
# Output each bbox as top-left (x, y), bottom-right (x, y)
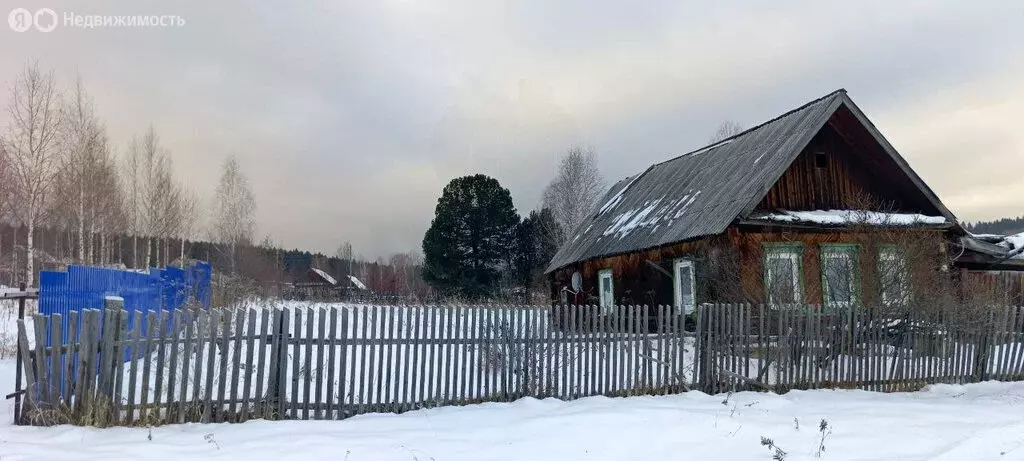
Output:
top-left (266, 309), bottom-right (286, 419)
top-left (13, 283), bottom-right (27, 424)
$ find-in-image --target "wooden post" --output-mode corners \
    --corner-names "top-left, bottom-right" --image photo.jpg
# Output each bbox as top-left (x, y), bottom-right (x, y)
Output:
top-left (12, 283), bottom-right (28, 424)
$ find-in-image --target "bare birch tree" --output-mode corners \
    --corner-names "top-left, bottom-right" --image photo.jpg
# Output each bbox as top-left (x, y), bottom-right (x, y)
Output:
top-left (1, 62), bottom-right (65, 286)
top-left (124, 126), bottom-right (180, 268)
top-left (541, 146), bottom-right (604, 243)
top-left (709, 120), bottom-right (745, 143)
top-left (62, 76), bottom-right (105, 264)
top-left (177, 187), bottom-right (200, 267)
top-left (211, 155), bottom-right (256, 274)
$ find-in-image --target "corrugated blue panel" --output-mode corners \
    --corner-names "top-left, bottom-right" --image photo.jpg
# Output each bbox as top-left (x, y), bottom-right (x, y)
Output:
top-left (38, 262), bottom-right (213, 365)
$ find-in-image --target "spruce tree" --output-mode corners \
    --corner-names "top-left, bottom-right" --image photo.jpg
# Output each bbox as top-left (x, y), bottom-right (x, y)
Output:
top-left (422, 174), bottom-right (520, 299)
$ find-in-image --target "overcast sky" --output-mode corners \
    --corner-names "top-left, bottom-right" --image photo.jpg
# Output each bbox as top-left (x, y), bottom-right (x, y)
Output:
top-left (1, 0), bottom-right (1022, 259)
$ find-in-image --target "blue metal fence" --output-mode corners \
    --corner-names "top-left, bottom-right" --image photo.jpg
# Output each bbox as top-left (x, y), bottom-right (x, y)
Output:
top-left (39, 262), bottom-right (212, 351)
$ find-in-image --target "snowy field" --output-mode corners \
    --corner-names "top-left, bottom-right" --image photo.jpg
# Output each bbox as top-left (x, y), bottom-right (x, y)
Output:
top-left (4, 357), bottom-right (1024, 460)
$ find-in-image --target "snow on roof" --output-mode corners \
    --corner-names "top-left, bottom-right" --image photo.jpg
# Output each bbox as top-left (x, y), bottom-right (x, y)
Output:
top-left (348, 275), bottom-right (367, 290)
top-left (311, 268), bottom-right (337, 285)
top-left (752, 210), bottom-right (948, 226)
top-left (601, 190), bottom-right (703, 240)
top-left (597, 174), bottom-right (641, 216)
top-left (998, 232), bottom-right (1024, 260)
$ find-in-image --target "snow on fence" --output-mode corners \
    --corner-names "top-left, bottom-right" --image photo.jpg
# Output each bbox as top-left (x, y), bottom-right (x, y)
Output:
top-left (696, 304), bottom-right (1024, 394)
top-left (12, 304), bottom-right (691, 426)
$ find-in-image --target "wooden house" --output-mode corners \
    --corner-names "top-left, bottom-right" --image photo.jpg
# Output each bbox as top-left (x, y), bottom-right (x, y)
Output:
top-left (288, 267), bottom-right (340, 300)
top-left (546, 89), bottom-right (1021, 315)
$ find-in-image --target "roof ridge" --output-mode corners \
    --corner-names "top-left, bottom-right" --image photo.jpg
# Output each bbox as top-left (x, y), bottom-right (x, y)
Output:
top-left (651, 88), bottom-right (847, 168)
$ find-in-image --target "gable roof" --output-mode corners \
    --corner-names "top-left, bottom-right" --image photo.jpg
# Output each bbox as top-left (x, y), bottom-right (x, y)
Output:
top-left (546, 89), bottom-right (960, 273)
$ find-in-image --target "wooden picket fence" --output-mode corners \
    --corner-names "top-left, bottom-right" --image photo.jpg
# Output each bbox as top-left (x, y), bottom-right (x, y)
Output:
top-left (694, 304), bottom-right (1024, 394)
top-left (13, 304), bottom-right (691, 426)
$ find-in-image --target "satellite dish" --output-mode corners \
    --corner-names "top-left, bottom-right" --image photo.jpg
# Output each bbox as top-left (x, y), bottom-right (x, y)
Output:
top-left (570, 272), bottom-right (582, 292)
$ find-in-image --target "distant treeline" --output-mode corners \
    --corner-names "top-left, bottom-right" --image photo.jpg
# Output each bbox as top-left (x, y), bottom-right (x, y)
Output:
top-left (965, 216), bottom-right (1024, 236)
top-left (0, 221), bottom-right (428, 298)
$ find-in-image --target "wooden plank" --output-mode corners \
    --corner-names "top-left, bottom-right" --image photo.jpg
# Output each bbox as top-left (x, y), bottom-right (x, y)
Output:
top-left (373, 307), bottom-right (386, 411)
top-left (193, 310), bottom-right (209, 423)
top-left (301, 307), bottom-right (314, 420)
top-left (138, 311), bottom-right (158, 424)
top-left (443, 304), bottom-right (454, 402)
top-left (622, 306), bottom-right (633, 396)
top-left (473, 306), bottom-right (484, 402)
top-left (458, 307), bottom-right (469, 403)
top-left (551, 306), bottom-right (561, 399)
top-left (364, 307), bottom-right (376, 411)
top-left (215, 310), bottom-right (230, 422)
top-left (241, 308), bottom-right (257, 421)
top-left (480, 306), bottom-right (491, 400)
top-left (165, 310), bottom-right (182, 421)
top-left (49, 314), bottom-right (64, 406)
top-left (1010, 308), bottom-right (1024, 379)
top-left (85, 310), bottom-right (102, 415)
top-left (408, 306), bottom-right (421, 410)
top-left (356, 308), bottom-right (369, 414)
top-left (315, 307), bottom-right (327, 419)
top-left (65, 311), bottom-right (81, 410)
top-left (152, 311), bottom-right (169, 422)
top-left (400, 307), bottom-right (414, 411)
top-left (593, 305), bottom-right (598, 395)
top-left (202, 309), bottom-right (220, 423)
top-left (276, 309), bottom-right (290, 419)
top-left (427, 306), bottom-right (439, 404)
top-left (290, 308), bottom-right (302, 419)
top-left (226, 308), bottom-right (243, 421)
top-left (326, 307), bottom-right (338, 419)
top-left (177, 309), bottom-right (195, 424)
top-left (386, 306), bottom-right (398, 413)
top-left (123, 312), bottom-right (141, 425)
top-left (17, 319), bottom-right (37, 418)
top-left (337, 308), bottom-right (350, 419)
top-left (32, 315), bottom-right (51, 408)
top-left (486, 307), bottom-right (496, 401)
top-left (586, 305), bottom-right (594, 397)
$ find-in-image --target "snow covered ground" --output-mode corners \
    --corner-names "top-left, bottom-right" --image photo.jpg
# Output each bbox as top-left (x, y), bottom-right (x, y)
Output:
top-left (4, 357), bottom-right (1024, 460)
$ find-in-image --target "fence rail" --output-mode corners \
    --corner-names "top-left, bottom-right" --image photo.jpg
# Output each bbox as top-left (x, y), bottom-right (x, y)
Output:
top-left (13, 304), bottom-right (690, 426)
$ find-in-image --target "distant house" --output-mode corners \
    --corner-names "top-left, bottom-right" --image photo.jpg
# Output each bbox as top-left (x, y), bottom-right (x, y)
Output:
top-left (290, 267), bottom-right (339, 299)
top-left (546, 89), bottom-right (1023, 315)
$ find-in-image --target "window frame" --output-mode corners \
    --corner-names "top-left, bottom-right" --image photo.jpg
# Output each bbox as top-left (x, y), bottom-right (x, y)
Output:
top-left (819, 243), bottom-right (860, 308)
top-left (673, 258), bottom-right (696, 315)
top-left (877, 245), bottom-right (911, 306)
top-left (598, 268), bottom-right (614, 313)
top-left (763, 243), bottom-right (804, 305)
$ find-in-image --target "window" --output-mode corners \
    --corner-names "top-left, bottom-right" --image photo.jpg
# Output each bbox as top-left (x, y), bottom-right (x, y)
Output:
top-left (764, 244), bottom-right (803, 304)
top-left (878, 246), bottom-right (910, 306)
top-left (598, 269), bottom-right (614, 313)
top-left (820, 244), bottom-right (859, 307)
top-left (814, 151), bottom-right (828, 168)
top-left (673, 259), bottom-right (696, 314)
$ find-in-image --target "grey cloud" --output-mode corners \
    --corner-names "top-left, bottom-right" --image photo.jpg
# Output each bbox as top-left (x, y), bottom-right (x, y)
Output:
top-left (1, 0), bottom-right (1021, 258)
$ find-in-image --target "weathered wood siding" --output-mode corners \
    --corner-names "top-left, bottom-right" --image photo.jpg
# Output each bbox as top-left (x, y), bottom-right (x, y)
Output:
top-left (733, 227), bottom-right (948, 305)
top-left (754, 122), bottom-right (933, 212)
top-left (550, 234), bottom-right (741, 307)
top-left (551, 226), bottom-right (950, 307)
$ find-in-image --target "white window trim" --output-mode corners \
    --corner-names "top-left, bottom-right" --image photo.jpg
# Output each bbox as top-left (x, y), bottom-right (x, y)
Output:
top-left (598, 269), bottom-right (614, 313)
top-left (766, 250), bottom-right (802, 304)
top-left (673, 258), bottom-right (696, 315)
top-left (821, 249), bottom-right (857, 307)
